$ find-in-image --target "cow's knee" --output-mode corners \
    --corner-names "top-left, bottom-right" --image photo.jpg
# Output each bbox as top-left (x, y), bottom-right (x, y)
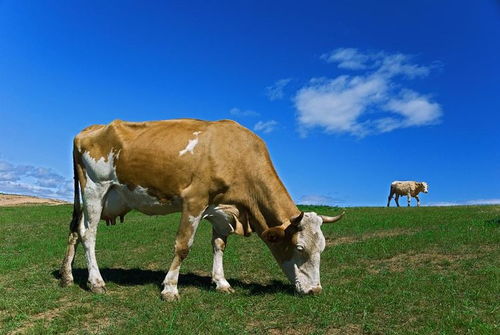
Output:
top-left (175, 243), bottom-right (190, 261)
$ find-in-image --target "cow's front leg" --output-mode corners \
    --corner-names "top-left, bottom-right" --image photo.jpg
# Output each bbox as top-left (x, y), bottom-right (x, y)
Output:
top-left (415, 195), bottom-right (420, 207)
top-left (395, 195), bottom-right (400, 207)
top-left (161, 198), bottom-right (204, 301)
top-left (211, 230), bottom-right (234, 293)
top-left (387, 192), bottom-right (394, 207)
top-left (407, 194), bottom-right (411, 207)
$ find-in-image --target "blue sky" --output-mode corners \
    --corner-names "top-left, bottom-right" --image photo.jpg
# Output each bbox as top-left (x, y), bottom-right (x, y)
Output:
top-left (0, 0), bottom-right (499, 206)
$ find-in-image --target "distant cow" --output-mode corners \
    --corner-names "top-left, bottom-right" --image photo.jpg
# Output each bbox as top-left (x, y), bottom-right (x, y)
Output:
top-left (59, 119), bottom-right (344, 301)
top-left (387, 181), bottom-right (428, 207)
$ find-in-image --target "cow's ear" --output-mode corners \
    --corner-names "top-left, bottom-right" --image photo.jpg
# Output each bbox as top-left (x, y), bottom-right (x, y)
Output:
top-left (290, 212), bottom-right (304, 227)
top-left (262, 227), bottom-right (285, 243)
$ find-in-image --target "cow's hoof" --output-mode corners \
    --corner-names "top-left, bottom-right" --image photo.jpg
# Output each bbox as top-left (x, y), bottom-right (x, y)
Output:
top-left (90, 285), bottom-right (106, 294)
top-left (216, 286), bottom-right (235, 294)
top-left (161, 292), bottom-right (180, 302)
top-left (60, 278), bottom-right (73, 287)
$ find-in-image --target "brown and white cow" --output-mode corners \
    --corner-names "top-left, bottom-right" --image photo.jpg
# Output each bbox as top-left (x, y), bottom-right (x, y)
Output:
top-left (59, 119), bottom-right (344, 301)
top-left (387, 180), bottom-right (429, 207)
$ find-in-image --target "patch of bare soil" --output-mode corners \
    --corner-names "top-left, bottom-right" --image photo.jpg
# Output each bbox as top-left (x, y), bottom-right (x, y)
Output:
top-left (0, 194), bottom-right (68, 207)
top-left (326, 228), bottom-right (417, 246)
top-left (261, 323), bottom-right (363, 335)
top-left (365, 252), bottom-right (476, 274)
top-left (9, 298), bottom-right (76, 335)
top-left (326, 324), bottom-right (363, 335)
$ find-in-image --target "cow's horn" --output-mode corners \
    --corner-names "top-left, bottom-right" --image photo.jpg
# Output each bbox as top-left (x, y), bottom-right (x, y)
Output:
top-left (320, 211), bottom-right (345, 224)
top-left (290, 211), bottom-right (305, 226)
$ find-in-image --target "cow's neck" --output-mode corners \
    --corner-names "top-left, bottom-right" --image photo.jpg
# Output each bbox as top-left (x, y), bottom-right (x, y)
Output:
top-left (246, 174), bottom-right (300, 234)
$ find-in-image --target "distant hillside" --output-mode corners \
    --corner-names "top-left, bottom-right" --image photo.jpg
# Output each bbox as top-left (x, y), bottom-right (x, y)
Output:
top-left (0, 193), bottom-right (69, 207)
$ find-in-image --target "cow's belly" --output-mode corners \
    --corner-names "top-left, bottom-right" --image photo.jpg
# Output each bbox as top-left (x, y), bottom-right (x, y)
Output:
top-left (104, 185), bottom-right (182, 217)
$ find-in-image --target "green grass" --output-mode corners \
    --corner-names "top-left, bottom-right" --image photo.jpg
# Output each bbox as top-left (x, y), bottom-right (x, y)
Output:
top-left (0, 205), bottom-right (499, 334)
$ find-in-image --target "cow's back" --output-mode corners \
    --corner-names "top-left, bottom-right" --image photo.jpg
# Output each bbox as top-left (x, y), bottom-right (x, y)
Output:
top-left (391, 181), bottom-right (416, 195)
top-left (75, 119), bottom-right (271, 201)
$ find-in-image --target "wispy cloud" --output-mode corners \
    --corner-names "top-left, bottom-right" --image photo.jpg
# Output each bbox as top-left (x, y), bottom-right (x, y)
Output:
top-left (466, 199), bottom-right (500, 205)
top-left (321, 48), bottom-right (376, 70)
top-left (229, 107), bottom-right (259, 117)
top-left (427, 199), bottom-right (500, 206)
top-left (266, 78), bottom-right (292, 101)
top-left (0, 160), bottom-right (72, 200)
top-left (295, 48), bottom-right (442, 137)
top-left (427, 202), bottom-right (460, 207)
top-left (254, 120), bottom-right (278, 134)
top-left (298, 194), bottom-right (343, 206)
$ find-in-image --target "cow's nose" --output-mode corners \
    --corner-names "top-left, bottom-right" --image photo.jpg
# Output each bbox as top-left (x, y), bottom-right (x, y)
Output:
top-left (307, 286), bottom-right (322, 295)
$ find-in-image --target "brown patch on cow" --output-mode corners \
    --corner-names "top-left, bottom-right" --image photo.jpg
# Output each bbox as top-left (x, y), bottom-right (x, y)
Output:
top-left (73, 119), bottom-right (300, 234)
top-left (326, 228), bottom-right (418, 246)
top-left (0, 194), bottom-right (68, 207)
top-left (365, 252), bottom-right (476, 274)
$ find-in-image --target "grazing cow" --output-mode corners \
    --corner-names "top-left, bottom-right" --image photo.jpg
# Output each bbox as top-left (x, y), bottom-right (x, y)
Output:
top-left (60, 119), bottom-right (344, 301)
top-left (387, 180), bottom-right (429, 207)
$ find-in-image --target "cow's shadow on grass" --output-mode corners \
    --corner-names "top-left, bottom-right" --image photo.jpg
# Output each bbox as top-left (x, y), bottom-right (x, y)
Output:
top-left (51, 268), bottom-right (294, 296)
top-left (485, 218), bottom-right (500, 226)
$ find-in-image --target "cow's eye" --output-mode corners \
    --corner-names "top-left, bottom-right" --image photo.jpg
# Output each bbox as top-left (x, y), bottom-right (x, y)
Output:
top-left (296, 245), bottom-right (304, 251)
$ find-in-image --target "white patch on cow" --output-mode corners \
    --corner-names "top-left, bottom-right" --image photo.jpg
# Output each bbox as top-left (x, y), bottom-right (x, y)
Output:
top-left (179, 132), bottom-right (201, 156)
top-left (80, 150), bottom-right (120, 230)
top-left (81, 151), bottom-right (119, 182)
top-left (202, 205), bottom-right (235, 236)
top-left (187, 214), bottom-right (202, 247)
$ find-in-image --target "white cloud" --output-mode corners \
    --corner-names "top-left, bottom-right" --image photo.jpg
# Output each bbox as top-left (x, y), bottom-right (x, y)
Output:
top-left (266, 78), bottom-right (292, 101)
top-left (298, 194), bottom-right (342, 206)
top-left (466, 199), bottom-right (500, 205)
top-left (427, 199), bottom-right (500, 206)
top-left (426, 202), bottom-right (460, 207)
top-left (254, 120), bottom-right (278, 134)
top-left (296, 48), bottom-right (442, 137)
top-left (229, 107), bottom-right (259, 117)
top-left (0, 160), bottom-right (72, 200)
top-left (321, 48), bottom-right (377, 70)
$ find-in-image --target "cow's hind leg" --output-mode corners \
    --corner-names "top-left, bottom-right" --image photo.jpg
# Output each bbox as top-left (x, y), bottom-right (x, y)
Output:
top-left (211, 230), bottom-right (234, 293)
top-left (407, 194), bottom-right (411, 207)
top-left (395, 195), bottom-right (400, 207)
top-left (80, 187), bottom-right (108, 293)
top-left (161, 196), bottom-right (205, 301)
top-left (59, 214), bottom-right (82, 287)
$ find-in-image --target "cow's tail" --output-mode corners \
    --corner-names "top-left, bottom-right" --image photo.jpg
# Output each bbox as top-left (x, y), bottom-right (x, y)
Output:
top-left (70, 149), bottom-right (82, 232)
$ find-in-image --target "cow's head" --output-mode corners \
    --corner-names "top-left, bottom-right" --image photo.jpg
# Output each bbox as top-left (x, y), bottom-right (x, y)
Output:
top-left (419, 182), bottom-right (429, 193)
top-left (262, 211), bottom-right (344, 295)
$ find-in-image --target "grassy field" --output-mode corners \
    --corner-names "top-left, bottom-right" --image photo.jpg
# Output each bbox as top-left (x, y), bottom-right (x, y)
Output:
top-left (0, 204), bottom-right (498, 334)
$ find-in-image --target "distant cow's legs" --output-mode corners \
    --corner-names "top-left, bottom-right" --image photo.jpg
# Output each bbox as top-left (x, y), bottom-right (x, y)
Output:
top-left (395, 194), bottom-right (400, 207)
top-left (387, 191), bottom-right (394, 207)
top-left (211, 230), bottom-right (234, 293)
top-left (407, 194), bottom-right (411, 207)
top-left (80, 186), bottom-right (108, 293)
top-left (415, 195), bottom-right (420, 207)
top-left (161, 197), bottom-right (205, 301)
